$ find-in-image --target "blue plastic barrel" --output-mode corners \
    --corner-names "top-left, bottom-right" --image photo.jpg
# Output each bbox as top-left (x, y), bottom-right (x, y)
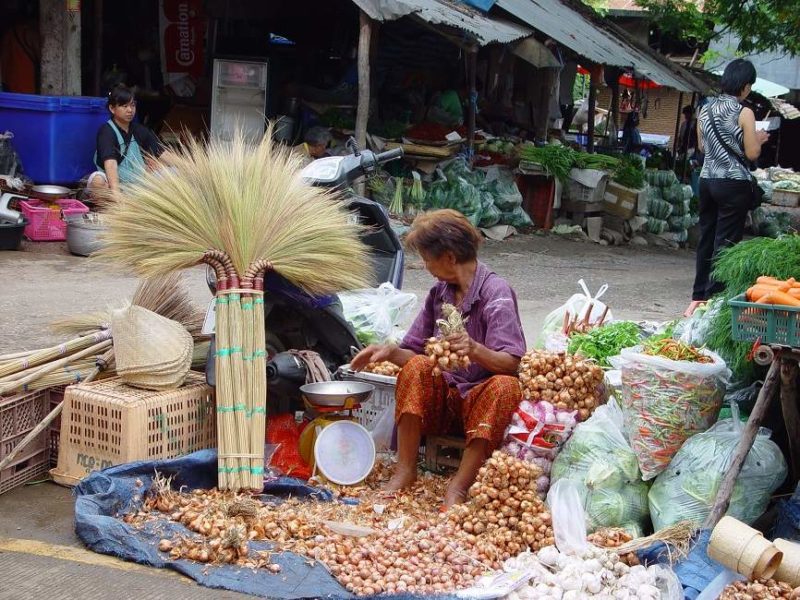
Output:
top-left (0, 92), bottom-right (109, 185)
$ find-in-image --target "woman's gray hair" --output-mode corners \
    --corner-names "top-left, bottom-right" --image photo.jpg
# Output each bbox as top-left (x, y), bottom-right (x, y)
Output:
top-left (304, 126), bottom-right (332, 146)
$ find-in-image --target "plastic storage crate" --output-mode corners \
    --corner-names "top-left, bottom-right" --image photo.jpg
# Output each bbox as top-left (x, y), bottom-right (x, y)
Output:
top-left (20, 199), bottom-right (89, 241)
top-left (50, 372), bottom-right (215, 486)
top-left (1, 389), bottom-right (50, 496)
top-left (339, 366), bottom-right (396, 430)
top-left (730, 294), bottom-right (800, 346)
top-left (47, 386), bottom-right (65, 468)
top-left (0, 92), bottom-right (109, 184)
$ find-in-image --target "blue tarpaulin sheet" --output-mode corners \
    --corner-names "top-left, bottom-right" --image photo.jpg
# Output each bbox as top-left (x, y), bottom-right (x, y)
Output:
top-left (74, 449), bottom-right (461, 600)
top-left (638, 530), bottom-right (723, 600)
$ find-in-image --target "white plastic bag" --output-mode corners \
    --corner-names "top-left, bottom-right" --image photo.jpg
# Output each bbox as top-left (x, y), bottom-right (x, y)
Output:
top-left (648, 403), bottom-right (787, 530)
top-left (370, 401), bottom-right (396, 452)
top-left (546, 479), bottom-right (589, 555)
top-left (610, 345), bottom-right (730, 480)
top-left (339, 283), bottom-right (417, 346)
top-left (550, 400), bottom-right (650, 532)
top-left (536, 279), bottom-right (613, 348)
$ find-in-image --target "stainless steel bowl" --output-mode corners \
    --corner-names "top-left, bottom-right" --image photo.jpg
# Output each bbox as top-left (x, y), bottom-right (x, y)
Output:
top-left (300, 381), bottom-right (375, 407)
top-left (29, 184), bottom-right (72, 200)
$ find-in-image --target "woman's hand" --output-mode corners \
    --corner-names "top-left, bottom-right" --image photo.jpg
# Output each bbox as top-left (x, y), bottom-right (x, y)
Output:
top-left (756, 129), bottom-right (770, 145)
top-left (350, 344), bottom-right (417, 371)
top-left (446, 332), bottom-right (476, 360)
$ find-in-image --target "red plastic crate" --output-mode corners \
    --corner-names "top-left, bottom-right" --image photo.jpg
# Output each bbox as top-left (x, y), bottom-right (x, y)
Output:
top-left (517, 173), bottom-right (555, 230)
top-left (19, 198), bottom-right (89, 241)
top-left (0, 389), bottom-right (50, 496)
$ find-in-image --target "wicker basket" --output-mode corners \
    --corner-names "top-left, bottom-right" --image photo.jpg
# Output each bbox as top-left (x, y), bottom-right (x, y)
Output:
top-left (50, 372), bottom-right (215, 486)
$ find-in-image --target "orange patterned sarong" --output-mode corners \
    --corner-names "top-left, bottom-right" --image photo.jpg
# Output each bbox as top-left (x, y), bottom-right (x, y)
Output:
top-left (395, 355), bottom-right (521, 449)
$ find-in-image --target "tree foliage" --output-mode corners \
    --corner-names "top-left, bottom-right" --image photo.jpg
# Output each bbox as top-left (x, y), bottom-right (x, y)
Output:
top-left (634, 0), bottom-right (800, 56)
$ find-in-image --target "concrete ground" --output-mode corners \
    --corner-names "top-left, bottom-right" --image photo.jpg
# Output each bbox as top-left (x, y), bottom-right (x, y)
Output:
top-left (0, 234), bottom-right (696, 598)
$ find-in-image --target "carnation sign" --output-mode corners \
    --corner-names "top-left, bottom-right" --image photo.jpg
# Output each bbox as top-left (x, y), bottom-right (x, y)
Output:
top-left (159, 0), bottom-right (206, 84)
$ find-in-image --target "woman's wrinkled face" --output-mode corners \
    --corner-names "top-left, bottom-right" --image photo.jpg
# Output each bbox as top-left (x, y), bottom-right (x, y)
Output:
top-left (110, 100), bottom-right (136, 124)
top-left (420, 251), bottom-right (458, 283)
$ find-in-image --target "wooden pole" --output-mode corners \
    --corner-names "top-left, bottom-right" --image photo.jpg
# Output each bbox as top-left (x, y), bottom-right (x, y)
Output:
top-left (93, 0), bottom-right (104, 96)
top-left (355, 10), bottom-right (372, 151)
top-left (354, 10), bottom-right (372, 196)
top-left (672, 92), bottom-right (685, 168)
top-left (780, 357), bottom-right (800, 482)
top-left (587, 67), bottom-right (597, 153)
top-left (466, 46), bottom-right (478, 161)
top-left (704, 360), bottom-right (782, 529)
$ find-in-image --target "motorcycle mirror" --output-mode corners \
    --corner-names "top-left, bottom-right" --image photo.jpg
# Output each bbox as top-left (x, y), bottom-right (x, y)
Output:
top-left (346, 137), bottom-right (361, 156)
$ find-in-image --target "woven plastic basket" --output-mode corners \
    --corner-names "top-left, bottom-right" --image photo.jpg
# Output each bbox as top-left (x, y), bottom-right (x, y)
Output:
top-left (50, 373), bottom-right (215, 486)
top-left (729, 294), bottom-right (800, 346)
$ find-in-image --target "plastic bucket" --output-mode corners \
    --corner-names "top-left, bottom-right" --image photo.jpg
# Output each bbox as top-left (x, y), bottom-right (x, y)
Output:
top-left (0, 218), bottom-right (27, 250)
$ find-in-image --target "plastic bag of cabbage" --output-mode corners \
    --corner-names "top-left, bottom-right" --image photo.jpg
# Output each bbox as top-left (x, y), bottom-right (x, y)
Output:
top-left (551, 400), bottom-right (650, 534)
top-left (648, 409), bottom-right (787, 530)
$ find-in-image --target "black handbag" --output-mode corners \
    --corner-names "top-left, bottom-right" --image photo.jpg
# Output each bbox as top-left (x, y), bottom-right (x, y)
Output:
top-left (707, 108), bottom-right (765, 209)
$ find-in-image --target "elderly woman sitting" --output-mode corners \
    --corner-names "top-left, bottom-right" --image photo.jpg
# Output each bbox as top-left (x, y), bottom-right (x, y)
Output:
top-left (351, 209), bottom-right (526, 506)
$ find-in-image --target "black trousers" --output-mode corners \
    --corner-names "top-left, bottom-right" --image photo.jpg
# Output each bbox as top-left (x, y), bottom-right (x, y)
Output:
top-left (692, 178), bottom-right (752, 301)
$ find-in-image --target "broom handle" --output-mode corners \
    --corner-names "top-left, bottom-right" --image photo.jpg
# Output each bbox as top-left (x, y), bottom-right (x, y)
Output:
top-left (0, 366), bottom-right (103, 471)
top-left (0, 340), bottom-right (111, 396)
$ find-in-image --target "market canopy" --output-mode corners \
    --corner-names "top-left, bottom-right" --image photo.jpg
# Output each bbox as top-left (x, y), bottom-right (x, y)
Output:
top-left (351, 0), bottom-right (532, 46)
top-left (710, 70), bottom-right (791, 99)
top-left (495, 0), bottom-right (711, 93)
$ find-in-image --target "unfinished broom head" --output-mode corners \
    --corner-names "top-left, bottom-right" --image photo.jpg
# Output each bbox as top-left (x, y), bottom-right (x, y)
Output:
top-left (50, 273), bottom-right (204, 338)
top-left (97, 124), bottom-right (373, 293)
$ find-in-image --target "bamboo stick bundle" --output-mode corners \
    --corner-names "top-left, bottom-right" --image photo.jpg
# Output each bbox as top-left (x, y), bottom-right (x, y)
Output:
top-left (98, 125), bottom-right (372, 491)
top-left (0, 331), bottom-right (112, 379)
top-left (0, 339), bottom-right (112, 396)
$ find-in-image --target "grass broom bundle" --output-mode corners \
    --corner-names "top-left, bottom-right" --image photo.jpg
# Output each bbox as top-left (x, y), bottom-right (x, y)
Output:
top-left (97, 125), bottom-right (372, 491)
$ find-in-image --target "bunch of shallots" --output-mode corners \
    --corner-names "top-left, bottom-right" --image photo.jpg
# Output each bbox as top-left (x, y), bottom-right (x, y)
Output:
top-left (518, 351), bottom-right (605, 421)
top-left (364, 361), bottom-right (401, 377)
top-left (720, 579), bottom-right (799, 600)
top-left (426, 303), bottom-right (470, 376)
top-left (451, 450), bottom-right (554, 558)
top-left (308, 519), bottom-right (502, 596)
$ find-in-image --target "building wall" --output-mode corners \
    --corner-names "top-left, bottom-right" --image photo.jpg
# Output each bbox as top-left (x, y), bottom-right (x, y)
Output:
top-left (596, 85), bottom-right (686, 141)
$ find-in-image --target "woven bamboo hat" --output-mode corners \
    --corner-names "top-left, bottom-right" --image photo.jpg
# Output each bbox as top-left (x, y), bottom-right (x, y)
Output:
top-left (111, 305), bottom-right (193, 390)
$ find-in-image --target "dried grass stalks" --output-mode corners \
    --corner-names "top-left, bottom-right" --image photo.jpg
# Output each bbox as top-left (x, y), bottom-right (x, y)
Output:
top-left (96, 124), bottom-right (372, 295)
top-left (50, 273), bottom-right (205, 339)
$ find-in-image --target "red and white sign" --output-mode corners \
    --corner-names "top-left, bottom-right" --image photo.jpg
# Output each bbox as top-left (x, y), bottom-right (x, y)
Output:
top-left (159, 0), bottom-right (206, 83)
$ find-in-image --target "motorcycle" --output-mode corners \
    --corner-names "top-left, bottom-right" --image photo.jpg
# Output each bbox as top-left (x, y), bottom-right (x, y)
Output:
top-left (204, 139), bottom-right (404, 412)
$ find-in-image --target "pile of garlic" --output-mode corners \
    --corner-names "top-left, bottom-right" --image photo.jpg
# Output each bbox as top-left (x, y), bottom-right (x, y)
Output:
top-left (503, 545), bottom-right (673, 600)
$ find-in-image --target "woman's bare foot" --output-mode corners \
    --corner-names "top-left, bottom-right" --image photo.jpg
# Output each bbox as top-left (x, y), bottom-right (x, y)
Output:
top-left (684, 300), bottom-right (706, 318)
top-left (382, 466), bottom-right (417, 492)
top-left (443, 481), bottom-right (469, 508)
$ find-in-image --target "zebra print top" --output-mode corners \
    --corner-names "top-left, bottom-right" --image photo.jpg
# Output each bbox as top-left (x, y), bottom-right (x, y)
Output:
top-left (699, 94), bottom-right (750, 181)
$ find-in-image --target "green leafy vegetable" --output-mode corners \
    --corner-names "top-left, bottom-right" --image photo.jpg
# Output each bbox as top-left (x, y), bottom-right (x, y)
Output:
top-left (567, 321), bottom-right (641, 367)
top-left (612, 154), bottom-right (645, 189)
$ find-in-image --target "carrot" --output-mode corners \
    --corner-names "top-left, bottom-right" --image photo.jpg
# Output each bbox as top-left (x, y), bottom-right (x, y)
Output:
top-left (756, 293), bottom-right (774, 304)
top-left (757, 276), bottom-right (785, 285)
top-left (762, 290), bottom-right (800, 307)
top-left (748, 285), bottom-right (778, 301)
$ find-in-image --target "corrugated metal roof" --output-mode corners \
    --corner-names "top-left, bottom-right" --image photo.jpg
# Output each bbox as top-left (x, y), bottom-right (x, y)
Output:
top-left (352, 0), bottom-right (531, 45)
top-left (496, 0), bottom-right (710, 92)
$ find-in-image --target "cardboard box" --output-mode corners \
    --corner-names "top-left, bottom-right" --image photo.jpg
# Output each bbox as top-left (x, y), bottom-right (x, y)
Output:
top-left (566, 168), bottom-right (609, 205)
top-left (604, 182), bottom-right (646, 219)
